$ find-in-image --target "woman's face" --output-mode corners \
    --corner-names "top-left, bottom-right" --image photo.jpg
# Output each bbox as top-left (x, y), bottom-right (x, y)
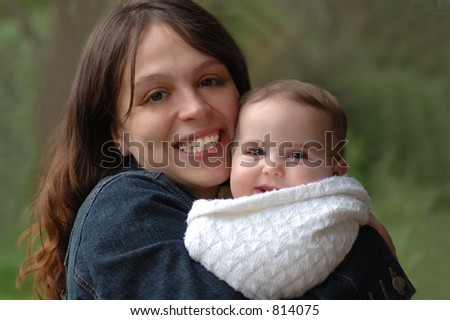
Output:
top-left (114, 20), bottom-right (239, 199)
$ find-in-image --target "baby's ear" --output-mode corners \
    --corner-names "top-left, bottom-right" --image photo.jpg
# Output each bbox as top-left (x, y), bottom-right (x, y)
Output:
top-left (333, 158), bottom-right (348, 176)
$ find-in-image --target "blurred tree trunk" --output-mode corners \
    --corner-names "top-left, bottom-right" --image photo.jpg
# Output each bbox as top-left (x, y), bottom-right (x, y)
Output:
top-left (34, 0), bottom-right (111, 143)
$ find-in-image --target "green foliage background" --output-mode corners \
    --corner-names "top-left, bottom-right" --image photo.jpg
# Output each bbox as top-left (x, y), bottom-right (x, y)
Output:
top-left (0, 0), bottom-right (448, 299)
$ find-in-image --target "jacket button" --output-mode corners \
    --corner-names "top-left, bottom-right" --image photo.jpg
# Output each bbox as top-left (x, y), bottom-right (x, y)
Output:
top-left (392, 276), bottom-right (406, 292)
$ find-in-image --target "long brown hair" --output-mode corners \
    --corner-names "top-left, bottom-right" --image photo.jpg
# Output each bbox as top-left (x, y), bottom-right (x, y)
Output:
top-left (18, 0), bottom-right (250, 299)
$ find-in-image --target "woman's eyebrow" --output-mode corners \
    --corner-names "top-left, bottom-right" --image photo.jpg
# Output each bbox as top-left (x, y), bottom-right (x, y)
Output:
top-left (193, 58), bottom-right (224, 73)
top-left (135, 73), bottom-right (169, 92)
top-left (134, 59), bottom-right (223, 91)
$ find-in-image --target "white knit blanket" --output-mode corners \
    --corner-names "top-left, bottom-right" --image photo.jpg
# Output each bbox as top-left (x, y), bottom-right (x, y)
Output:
top-left (184, 176), bottom-right (370, 299)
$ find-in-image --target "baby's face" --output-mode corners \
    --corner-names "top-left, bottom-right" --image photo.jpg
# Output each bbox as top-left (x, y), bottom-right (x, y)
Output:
top-left (230, 96), bottom-right (346, 197)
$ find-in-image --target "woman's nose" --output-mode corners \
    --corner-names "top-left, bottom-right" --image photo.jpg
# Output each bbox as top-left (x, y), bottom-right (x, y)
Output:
top-left (178, 91), bottom-right (211, 120)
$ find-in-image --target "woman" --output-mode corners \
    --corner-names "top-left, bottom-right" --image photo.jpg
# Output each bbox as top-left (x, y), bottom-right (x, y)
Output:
top-left (18, 0), bottom-right (415, 299)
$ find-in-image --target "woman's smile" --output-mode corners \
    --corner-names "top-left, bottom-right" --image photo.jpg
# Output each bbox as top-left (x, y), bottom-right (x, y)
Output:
top-left (176, 130), bottom-right (221, 154)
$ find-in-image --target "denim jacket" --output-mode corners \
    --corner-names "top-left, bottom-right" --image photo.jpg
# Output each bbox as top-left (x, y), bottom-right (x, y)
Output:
top-left (65, 169), bottom-right (416, 299)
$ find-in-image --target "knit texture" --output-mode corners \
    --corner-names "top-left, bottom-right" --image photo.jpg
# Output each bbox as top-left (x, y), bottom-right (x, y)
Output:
top-left (184, 176), bottom-right (370, 299)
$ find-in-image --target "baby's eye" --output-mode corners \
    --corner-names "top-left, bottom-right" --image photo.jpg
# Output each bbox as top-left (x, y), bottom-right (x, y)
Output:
top-left (245, 147), bottom-right (264, 157)
top-left (288, 151), bottom-right (307, 160)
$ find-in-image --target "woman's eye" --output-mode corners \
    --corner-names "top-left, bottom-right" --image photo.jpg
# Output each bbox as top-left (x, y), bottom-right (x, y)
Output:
top-left (148, 91), bottom-right (166, 102)
top-left (199, 78), bottom-right (222, 87)
top-left (141, 90), bottom-right (168, 104)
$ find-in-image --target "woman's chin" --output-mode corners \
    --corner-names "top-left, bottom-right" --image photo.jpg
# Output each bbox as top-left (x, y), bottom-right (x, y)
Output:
top-left (171, 166), bottom-right (230, 199)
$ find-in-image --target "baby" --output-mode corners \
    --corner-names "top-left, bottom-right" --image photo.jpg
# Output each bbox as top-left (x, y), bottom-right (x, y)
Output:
top-left (184, 79), bottom-right (370, 299)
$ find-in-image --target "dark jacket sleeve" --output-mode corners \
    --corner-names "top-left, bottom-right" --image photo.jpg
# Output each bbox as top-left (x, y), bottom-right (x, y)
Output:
top-left (300, 225), bottom-right (416, 299)
top-left (66, 172), bottom-right (246, 299)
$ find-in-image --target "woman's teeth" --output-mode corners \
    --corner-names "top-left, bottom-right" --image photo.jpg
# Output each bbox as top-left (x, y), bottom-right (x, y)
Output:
top-left (178, 133), bottom-right (220, 153)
